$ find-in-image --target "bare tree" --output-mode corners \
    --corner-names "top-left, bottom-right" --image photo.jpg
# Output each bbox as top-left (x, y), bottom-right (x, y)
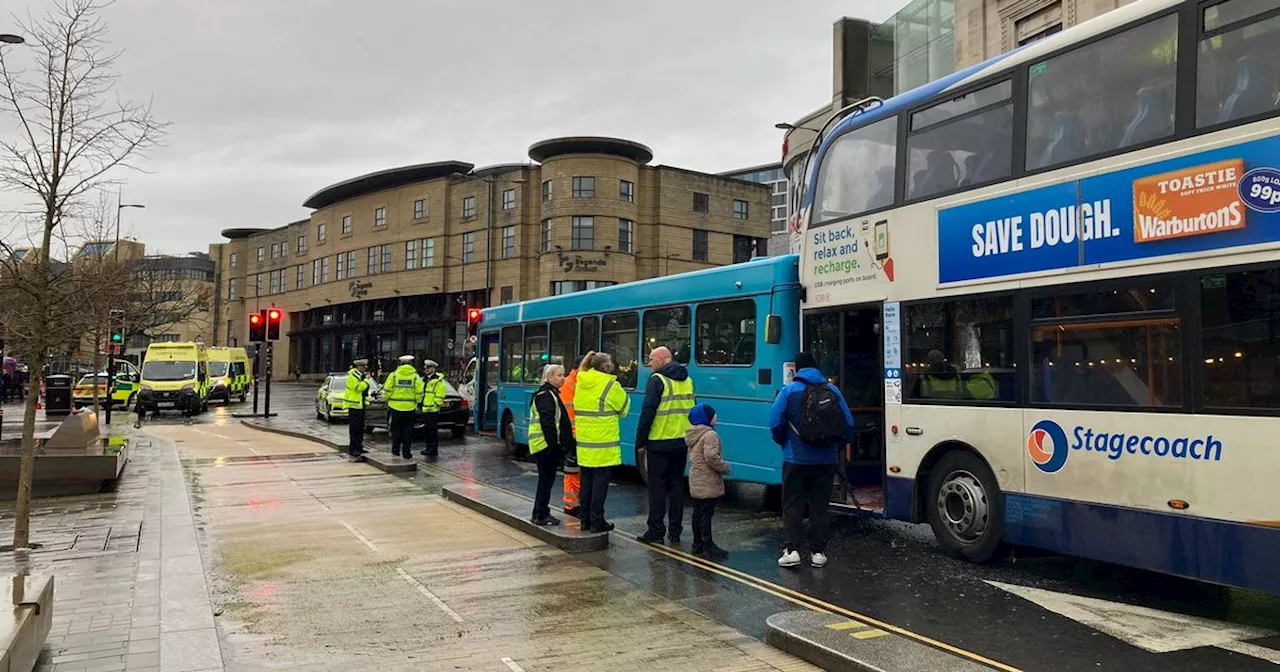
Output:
top-left (0, 0), bottom-right (164, 549)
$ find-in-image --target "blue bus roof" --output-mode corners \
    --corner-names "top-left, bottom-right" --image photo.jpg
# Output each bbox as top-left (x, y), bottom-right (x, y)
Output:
top-left (482, 254), bottom-right (800, 327)
top-left (803, 48), bottom-right (1022, 209)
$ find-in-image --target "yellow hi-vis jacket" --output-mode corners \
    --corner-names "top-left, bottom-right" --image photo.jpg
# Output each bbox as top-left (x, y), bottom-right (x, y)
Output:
top-left (529, 387), bottom-right (561, 456)
top-left (383, 364), bottom-right (424, 412)
top-left (342, 369), bottom-right (370, 410)
top-left (422, 373), bottom-right (447, 412)
top-left (647, 373), bottom-right (694, 441)
top-left (572, 368), bottom-right (630, 468)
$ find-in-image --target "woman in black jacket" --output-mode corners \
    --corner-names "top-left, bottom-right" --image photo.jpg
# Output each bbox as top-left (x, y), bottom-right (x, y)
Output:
top-left (530, 364), bottom-right (574, 526)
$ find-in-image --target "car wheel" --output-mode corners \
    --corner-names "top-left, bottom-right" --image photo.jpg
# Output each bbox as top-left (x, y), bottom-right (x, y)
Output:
top-left (925, 450), bottom-right (1008, 563)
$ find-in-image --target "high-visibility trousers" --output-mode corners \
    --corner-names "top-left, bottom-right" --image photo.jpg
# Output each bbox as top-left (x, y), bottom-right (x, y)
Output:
top-left (563, 472), bottom-right (581, 512)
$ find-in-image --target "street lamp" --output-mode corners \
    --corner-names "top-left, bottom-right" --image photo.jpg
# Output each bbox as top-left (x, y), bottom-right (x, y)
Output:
top-left (449, 172), bottom-right (527, 308)
top-left (114, 200), bottom-right (145, 261)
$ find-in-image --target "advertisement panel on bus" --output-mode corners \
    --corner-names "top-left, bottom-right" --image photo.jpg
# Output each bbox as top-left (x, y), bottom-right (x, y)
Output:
top-left (939, 135), bottom-right (1280, 283)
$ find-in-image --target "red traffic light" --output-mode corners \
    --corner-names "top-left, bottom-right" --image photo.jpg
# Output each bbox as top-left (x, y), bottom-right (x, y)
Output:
top-left (467, 308), bottom-right (481, 322)
top-left (249, 314), bottom-right (262, 324)
top-left (268, 309), bottom-right (282, 321)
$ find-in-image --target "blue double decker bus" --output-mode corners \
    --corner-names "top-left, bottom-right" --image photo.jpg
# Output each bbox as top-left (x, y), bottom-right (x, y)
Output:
top-left (475, 255), bottom-right (801, 485)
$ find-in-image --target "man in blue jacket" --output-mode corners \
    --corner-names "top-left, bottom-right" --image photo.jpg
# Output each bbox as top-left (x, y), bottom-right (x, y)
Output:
top-left (769, 352), bottom-right (855, 569)
top-left (635, 346), bottom-right (695, 544)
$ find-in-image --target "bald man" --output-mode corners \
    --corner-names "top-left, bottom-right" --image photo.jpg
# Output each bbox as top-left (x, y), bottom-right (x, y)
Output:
top-left (636, 345), bottom-right (696, 545)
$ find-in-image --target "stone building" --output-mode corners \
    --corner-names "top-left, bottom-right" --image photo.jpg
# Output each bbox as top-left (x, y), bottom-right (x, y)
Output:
top-left (211, 137), bottom-right (771, 380)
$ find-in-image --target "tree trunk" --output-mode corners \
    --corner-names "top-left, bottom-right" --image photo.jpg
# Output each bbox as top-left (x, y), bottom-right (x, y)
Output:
top-left (13, 327), bottom-right (45, 551)
top-left (91, 327), bottom-right (102, 416)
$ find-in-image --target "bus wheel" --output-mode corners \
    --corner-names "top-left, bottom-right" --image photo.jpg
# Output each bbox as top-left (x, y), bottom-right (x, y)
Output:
top-left (501, 412), bottom-right (516, 456)
top-left (926, 450), bottom-right (1006, 563)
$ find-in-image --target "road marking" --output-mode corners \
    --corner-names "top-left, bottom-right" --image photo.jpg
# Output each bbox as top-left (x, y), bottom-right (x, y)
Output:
top-left (396, 568), bottom-right (464, 623)
top-left (826, 621), bottom-right (867, 631)
top-left (853, 629), bottom-right (890, 640)
top-left (410, 459), bottom-right (1022, 672)
top-left (987, 581), bottom-right (1277, 662)
top-left (500, 658), bottom-right (526, 672)
top-left (339, 520), bottom-right (378, 552)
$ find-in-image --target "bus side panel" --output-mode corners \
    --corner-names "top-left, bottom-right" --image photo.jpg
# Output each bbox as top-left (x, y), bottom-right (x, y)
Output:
top-left (1003, 494), bottom-right (1280, 594)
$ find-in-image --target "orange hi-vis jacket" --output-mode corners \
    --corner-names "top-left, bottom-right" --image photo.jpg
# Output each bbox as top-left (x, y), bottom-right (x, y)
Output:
top-left (560, 369), bottom-right (578, 433)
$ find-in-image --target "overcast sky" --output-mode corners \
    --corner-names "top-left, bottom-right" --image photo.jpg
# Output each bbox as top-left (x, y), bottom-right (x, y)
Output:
top-left (3, 0), bottom-right (908, 255)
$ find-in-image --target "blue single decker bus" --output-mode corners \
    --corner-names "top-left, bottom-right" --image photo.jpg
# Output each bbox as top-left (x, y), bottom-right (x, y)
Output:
top-left (475, 255), bottom-right (801, 486)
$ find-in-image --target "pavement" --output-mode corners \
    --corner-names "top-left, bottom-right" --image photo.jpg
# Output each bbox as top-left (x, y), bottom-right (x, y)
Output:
top-left (244, 383), bottom-right (1280, 672)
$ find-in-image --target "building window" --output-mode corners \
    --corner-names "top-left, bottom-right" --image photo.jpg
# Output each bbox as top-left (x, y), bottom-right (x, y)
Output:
top-left (405, 239), bottom-right (418, 270)
top-left (322, 257), bottom-right (330, 283)
top-left (414, 199), bottom-right (427, 220)
top-left (500, 286), bottom-right (514, 305)
top-left (540, 219), bottom-right (552, 253)
top-left (341, 215), bottom-right (352, 235)
top-left (571, 216), bottom-right (594, 250)
top-left (367, 247), bottom-right (378, 275)
top-left (256, 246), bottom-right (264, 263)
top-left (618, 219), bottom-right (633, 254)
top-left (268, 270), bottom-right (279, 295)
top-left (501, 226), bottom-right (515, 259)
top-left (732, 235), bottom-right (759, 264)
top-left (620, 180), bottom-right (634, 203)
top-left (227, 278), bottom-right (237, 301)
top-left (551, 280), bottom-right (616, 295)
top-left (229, 252), bottom-right (237, 268)
top-left (380, 244), bottom-right (391, 273)
top-left (462, 196), bottom-right (476, 219)
top-left (337, 251), bottom-right (355, 280)
top-left (317, 222), bottom-right (326, 243)
top-left (542, 180), bottom-right (552, 202)
top-left (462, 231), bottom-right (476, 263)
top-left (572, 176), bottom-right (595, 198)
top-left (693, 229), bottom-right (709, 262)
top-left (693, 192), bottom-right (709, 213)
top-left (502, 188), bottom-right (516, 210)
top-left (312, 259), bottom-right (321, 285)
top-left (296, 265), bottom-right (304, 290)
top-left (297, 235), bottom-right (307, 254)
top-left (424, 238), bottom-right (436, 267)
top-left (374, 207), bottom-right (386, 227)
top-left (254, 273), bottom-right (263, 296)
top-left (733, 199), bottom-right (749, 220)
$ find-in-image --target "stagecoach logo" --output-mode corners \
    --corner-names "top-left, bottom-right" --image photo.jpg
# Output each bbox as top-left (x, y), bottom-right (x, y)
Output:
top-left (348, 280), bottom-right (372, 298)
top-left (557, 252), bottom-right (607, 274)
top-left (1028, 418), bottom-right (1224, 475)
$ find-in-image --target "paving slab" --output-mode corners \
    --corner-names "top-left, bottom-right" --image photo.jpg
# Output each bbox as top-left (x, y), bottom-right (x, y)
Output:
top-left (766, 610), bottom-right (991, 672)
top-left (441, 481), bottom-right (608, 554)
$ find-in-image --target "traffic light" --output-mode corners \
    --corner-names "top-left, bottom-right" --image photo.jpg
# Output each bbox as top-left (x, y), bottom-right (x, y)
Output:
top-left (109, 328), bottom-right (124, 345)
top-left (267, 308), bottom-right (282, 341)
top-left (249, 310), bottom-right (266, 342)
top-left (467, 307), bottom-right (482, 336)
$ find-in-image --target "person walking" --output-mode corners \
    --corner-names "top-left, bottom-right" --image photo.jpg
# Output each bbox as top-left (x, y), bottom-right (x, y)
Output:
top-left (529, 364), bottom-right (573, 526)
top-left (686, 403), bottom-right (730, 560)
top-left (560, 355), bottom-right (583, 517)
top-left (636, 345), bottom-right (695, 545)
top-left (769, 352), bottom-right (854, 569)
top-left (344, 358), bottom-right (372, 460)
top-left (573, 352), bottom-right (630, 533)
top-left (420, 359), bottom-right (446, 458)
top-left (383, 355), bottom-right (424, 459)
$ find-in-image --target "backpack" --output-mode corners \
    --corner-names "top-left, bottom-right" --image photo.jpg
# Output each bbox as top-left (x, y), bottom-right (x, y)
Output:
top-left (791, 382), bottom-right (848, 446)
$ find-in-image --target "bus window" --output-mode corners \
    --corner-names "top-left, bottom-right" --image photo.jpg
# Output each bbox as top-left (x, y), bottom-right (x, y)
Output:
top-left (580, 316), bottom-right (600, 355)
top-left (524, 323), bottom-right (549, 383)
top-left (1200, 266), bottom-right (1280, 410)
top-left (907, 80), bottom-right (1013, 198)
top-left (642, 306), bottom-right (690, 365)
top-left (549, 319), bottom-right (578, 368)
top-left (501, 325), bottom-right (523, 384)
top-left (905, 297), bottom-right (1014, 403)
top-left (696, 299), bottom-right (756, 366)
top-left (1026, 13), bottom-right (1178, 171)
top-left (1197, 2), bottom-right (1280, 127)
top-left (812, 116), bottom-right (898, 224)
top-left (1030, 284), bottom-right (1181, 408)
top-left (602, 311), bottom-right (639, 389)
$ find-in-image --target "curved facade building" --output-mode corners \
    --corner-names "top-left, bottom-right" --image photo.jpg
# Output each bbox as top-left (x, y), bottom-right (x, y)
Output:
top-left (211, 137), bottom-right (770, 379)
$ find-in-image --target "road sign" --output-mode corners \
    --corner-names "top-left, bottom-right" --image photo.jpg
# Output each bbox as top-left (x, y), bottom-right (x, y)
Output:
top-left (469, 335), bottom-right (477, 344)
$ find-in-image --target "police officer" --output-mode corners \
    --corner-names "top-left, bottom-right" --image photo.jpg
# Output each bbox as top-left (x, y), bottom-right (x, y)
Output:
top-left (383, 355), bottom-right (424, 459)
top-left (420, 359), bottom-right (446, 458)
top-left (636, 345), bottom-right (695, 544)
top-left (344, 358), bottom-right (372, 460)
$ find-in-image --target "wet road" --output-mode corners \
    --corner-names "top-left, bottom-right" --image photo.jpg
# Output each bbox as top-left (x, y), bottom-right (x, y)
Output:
top-left (210, 384), bottom-right (1280, 671)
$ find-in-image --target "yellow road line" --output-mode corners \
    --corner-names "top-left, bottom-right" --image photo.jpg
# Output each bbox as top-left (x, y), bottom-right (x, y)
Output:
top-left (412, 460), bottom-right (1022, 671)
top-left (826, 621), bottom-right (867, 631)
top-left (853, 629), bottom-right (890, 640)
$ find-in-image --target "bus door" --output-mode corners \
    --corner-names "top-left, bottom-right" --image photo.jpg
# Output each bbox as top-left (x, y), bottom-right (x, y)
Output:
top-left (477, 332), bottom-right (500, 432)
top-left (803, 303), bottom-right (885, 514)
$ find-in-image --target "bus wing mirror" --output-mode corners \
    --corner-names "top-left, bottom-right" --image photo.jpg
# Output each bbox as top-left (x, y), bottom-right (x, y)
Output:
top-left (765, 314), bottom-right (782, 345)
